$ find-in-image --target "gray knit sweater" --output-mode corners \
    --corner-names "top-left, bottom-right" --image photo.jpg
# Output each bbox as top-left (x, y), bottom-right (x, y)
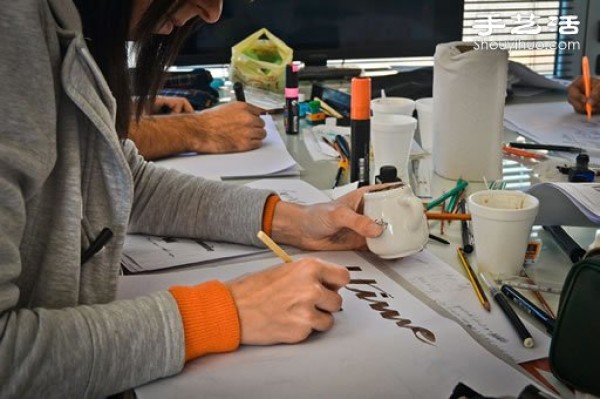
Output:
top-left (0, 0), bottom-right (272, 397)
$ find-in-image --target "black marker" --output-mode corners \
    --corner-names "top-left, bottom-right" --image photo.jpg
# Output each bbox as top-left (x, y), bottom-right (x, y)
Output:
top-left (508, 142), bottom-right (582, 153)
top-left (233, 81), bottom-right (246, 102)
top-left (350, 77), bottom-right (371, 186)
top-left (542, 225), bottom-right (586, 263)
top-left (480, 273), bottom-right (535, 348)
top-left (501, 284), bottom-right (555, 334)
top-left (81, 227), bottom-right (113, 265)
top-left (284, 63), bottom-right (299, 135)
top-left (458, 199), bottom-right (474, 253)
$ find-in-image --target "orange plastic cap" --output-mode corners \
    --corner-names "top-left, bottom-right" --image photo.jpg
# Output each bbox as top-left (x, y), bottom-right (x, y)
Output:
top-left (351, 77), bottom-right (371, 120)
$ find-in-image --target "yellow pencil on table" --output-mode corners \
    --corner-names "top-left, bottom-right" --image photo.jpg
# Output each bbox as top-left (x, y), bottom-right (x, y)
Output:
top-left (257, 230), bottom-right (293, 263)
top-left (314, 96), bottom-right (344, 119)
top-left (457, 247), bottom-right (491, 312)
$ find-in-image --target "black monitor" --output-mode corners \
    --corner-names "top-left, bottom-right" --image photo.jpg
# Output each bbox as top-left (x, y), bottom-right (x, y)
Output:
top-left (176, 0), bottom-right (464, 66)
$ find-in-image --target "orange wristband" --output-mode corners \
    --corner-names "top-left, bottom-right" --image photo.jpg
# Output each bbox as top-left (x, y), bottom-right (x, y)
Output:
top-left (262, 195), bottom-right (281, 237)
top-left (169, 281), bottom-right (240, 362)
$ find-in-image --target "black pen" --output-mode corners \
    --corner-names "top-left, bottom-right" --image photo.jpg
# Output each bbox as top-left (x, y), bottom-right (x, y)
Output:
top-left (81, 227), bottom-right (113, 265)
top-left (428, 233), bottom-right (450, 245)
top-left (508, 142), bottom-right (582, 153)
top-left (480, 273), bottom-right (535, 348)
top-left (458, 199), bottom-right (474, 253)
top-left (233, 81), bottom-right (246, 102)
top-left (501, 284), bottom-right (555, 334)
top-left (542, 225), bottom-right (586, 263)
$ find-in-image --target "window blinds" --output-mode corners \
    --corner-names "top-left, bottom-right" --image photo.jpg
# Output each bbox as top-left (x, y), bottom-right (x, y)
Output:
top-left (463, 0), bottom-right (578, 76)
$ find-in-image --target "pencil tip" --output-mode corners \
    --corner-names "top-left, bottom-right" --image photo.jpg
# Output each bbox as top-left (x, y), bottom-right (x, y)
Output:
top-left (484, 303), bottom-right (491, 312)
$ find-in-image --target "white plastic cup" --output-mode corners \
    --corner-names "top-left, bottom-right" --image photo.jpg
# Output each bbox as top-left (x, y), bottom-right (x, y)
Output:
top-left (468, 190), bottom-right (539, 277)
top-left (371, 97), bottom-right (415, 116)
top-left (415, 97), bottom-right (433, 153)
top-left (371, 114), bottom-right (417, 183)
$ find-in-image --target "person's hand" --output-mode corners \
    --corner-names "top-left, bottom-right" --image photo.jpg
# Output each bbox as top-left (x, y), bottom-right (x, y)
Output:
top-left (227, 257), bottom-right (350, 345)
top-left (151, 95), bottom-right (195, 114)
top-left (567, 76), bottom-right (600, 115)
top-left (271, 184), bottom-right (390, 251)
top-left (186, 102), bottom-right (267, 153)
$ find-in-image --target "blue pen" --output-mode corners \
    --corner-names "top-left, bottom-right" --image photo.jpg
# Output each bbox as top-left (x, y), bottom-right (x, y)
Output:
top-left (501, 284), bottom-right (555, 334)
top-left (334, 134), bottom-right (351, 160)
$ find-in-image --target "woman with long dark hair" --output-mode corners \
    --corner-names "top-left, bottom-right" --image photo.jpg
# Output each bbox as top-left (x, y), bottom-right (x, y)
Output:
top-left (0, 1), bottom-right (383, 397)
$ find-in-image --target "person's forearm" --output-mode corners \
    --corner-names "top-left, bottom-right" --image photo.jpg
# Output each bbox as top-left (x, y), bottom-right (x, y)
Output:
top-left (128, 114), bottom-right (200, 160)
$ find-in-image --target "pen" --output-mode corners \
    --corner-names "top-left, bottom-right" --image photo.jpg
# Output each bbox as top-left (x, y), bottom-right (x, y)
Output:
top-left (233, 81), bottom-right (246, 102)
top-left (458, 199), bottom-right (474, 254)
top-left (519, 269), bottom-right (556, 318)
top-left (425, 180), bottom-right (469, 211)
top-left (502, 145), bottom-right (546, 160)
top-left (501, 284), bottom-right (555, 334)
top-left (494, 280), bottom-right (562, 295)
top-left (582, 55), bottom-right (592, 121)
top-left (542, 225), bottom-right (586, 263)
top-left (480, 273), bottom-right (535, 348)
top-left (428, 233), bottom-right (450, 245)
top-left (425, 212), bottom-right (471, 221)
top-left (81, 227), bottom-right (113, 265)
top-left (334, 134), bottom-right (351, 160)
top-left (333, 157), bottom-right (348, 188)
top-left (508, 142), bottom-right (583, 154)
top-left (257, 230), bottom-right (293, 263)
top-left (457, 247), bottom-right (490, 312)
top-left (350, 77), bottom-right (371, 186)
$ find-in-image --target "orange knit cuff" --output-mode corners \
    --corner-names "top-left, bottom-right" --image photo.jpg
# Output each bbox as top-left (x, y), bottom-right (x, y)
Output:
top-left (169, 280), bottom-right (240, 362)
top-left (262, 194), bottom-right (281, 237)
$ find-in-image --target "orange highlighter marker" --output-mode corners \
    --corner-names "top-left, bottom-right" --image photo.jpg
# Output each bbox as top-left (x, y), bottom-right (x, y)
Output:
top-left (582, 55), bottom-right (592, 121)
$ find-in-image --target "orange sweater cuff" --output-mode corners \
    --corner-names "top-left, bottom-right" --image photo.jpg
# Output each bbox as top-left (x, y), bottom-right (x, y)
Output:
top-left (262, 195), bottom-right (281, 237)
top-left (169, 281), bottom-right (240, 362)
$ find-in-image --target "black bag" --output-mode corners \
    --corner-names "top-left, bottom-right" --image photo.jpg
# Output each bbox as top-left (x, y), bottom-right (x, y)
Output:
top-left (549, 256), bottom-right (600, 395)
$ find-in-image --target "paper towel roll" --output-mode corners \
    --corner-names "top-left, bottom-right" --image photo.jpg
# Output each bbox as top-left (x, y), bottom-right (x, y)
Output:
top-left (433, 42), bottom-right (508, 181)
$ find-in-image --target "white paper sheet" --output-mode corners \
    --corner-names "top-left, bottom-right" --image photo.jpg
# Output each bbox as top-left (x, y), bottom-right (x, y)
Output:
top-left (121, 236), bottom-right (266, 273)
top-left (154, 115), bottom-right (298, 178)
top-left (245, 178), bottom-right (332, 204)
top-left (379, 250), bottom-right (552, 364)
top-left (117, 251), bottom-right (541, 399)
top-left (527, 182), bottom-right (600, 226)
top-left (504, 102), bottom-right (600, 165)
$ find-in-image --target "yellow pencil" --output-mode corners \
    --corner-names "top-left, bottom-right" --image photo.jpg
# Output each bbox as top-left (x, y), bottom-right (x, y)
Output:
top-left (457, 247), bottom-right (491, 312)
top-left (257, 230), bottom-right (293, 263)
top-left (314, 96), bottom-right (344, 119)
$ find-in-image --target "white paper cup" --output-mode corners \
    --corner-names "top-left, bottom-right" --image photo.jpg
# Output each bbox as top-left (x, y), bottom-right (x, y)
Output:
top-left (371, 97), bottom-right (415, 116)
top-left (468, 190), bottom-right (539, 277)
top-left (415, 97), bottom-right (433, 153)
top-left (371, 114), bottom-right (417, 182)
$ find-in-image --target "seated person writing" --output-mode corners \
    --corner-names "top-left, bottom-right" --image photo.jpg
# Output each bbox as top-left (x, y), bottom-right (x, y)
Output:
top-left (130, 95), bottom-right (267, 160)
top-left (0, 1), bottom-right (385, 397)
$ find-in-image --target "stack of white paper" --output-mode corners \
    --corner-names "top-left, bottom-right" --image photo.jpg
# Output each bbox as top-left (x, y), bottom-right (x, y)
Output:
top-left (527, 182), bottom-right (600, 226)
